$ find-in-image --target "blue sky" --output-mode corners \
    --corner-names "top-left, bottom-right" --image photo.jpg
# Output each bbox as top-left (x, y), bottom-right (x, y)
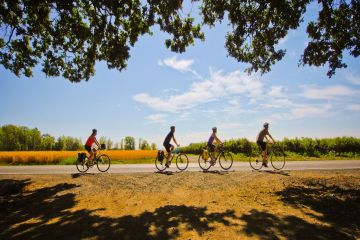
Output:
top-left (1, 2), bottom-right (360, 148)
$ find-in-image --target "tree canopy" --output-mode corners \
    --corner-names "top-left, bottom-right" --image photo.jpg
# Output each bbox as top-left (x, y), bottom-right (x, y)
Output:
top-left (0, 0), bottom-right (359, 82)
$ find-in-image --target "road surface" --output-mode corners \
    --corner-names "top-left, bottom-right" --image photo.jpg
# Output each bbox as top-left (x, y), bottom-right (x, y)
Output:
top-left (0, 160), bottom-right (359, 174)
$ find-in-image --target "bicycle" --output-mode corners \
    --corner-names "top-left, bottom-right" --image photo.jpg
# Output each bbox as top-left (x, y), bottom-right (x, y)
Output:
top-left (198, 144), bottom-right (233, 171)
top-left (155, 148), bottom-right (189, 172)
top-left (249, 142), bottom-right (285, 170)
top-left (76, 144), bottom-right (111, 173)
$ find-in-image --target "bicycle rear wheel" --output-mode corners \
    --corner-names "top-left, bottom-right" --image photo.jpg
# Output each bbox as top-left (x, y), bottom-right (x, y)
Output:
top-left (219, 152), bottom-right (233, 170)
top-left (97, 154), bottom-right (111, 172)
top-left (198, 154), bottom-right (212, 171)
top-left (270, 150), bottom-right (285, 170)
top-left (155, 157), bottom-right (166, 171)
top-left (176, 154), bottom-right (189, 171)
top-left (249, 150), bottom-right (263, 171)
top-left (76, 157), bottom-right (89, 173)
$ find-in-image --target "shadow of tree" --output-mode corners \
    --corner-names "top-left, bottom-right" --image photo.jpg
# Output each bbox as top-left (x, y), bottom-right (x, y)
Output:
top-left (239, 178), bottom-right (360, 240)
top-left (240, 209), bottom-right (350, 240)
top-left (276, 179), bottom-right (360, 239)
top-left (0, 179), bottom-right (240, 239)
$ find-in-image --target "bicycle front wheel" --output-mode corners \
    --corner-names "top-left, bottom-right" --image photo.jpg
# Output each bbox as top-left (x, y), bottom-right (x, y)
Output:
top-left (155, 157), bottom-right (166, 171)
top-left (198, 154), bottom-right (212, 171)
top-left (249, 150), bottom-right (263, 171)
top-left (76, 157), bottom-right (89, 173)
top-left (219, 152), bottom-right (233, 170)
top-left (270, 150), bottom-right (285, 170)
top-left (176, 154), bottom-right (189, 171)
top-left (97, 154), bottom-right (111, 172)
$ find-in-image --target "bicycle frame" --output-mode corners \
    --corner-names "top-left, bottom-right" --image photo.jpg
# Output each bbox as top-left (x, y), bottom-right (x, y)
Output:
top-left (166, 148), bottom-right (181, 162)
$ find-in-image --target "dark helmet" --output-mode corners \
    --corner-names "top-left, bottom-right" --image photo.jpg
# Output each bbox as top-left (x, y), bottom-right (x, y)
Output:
top-left (170, 126), bottom-right (175, 131)
top-left (263, 122), bottom-right (269, 127)
top-left (92, 129), bottom-right (97, 134)
top-left (212, 127), bottom-right (217, 131)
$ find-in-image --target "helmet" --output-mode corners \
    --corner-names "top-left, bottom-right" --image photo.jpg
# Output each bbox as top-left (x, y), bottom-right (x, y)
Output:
top-left (92, 129), bottom-right (97, 133)
top-left (212, 127), bottom-right (217, 131)
top-left (170, 126), bottom-right (175, 130)
top-left (263, 122), bottom-right (269, 127)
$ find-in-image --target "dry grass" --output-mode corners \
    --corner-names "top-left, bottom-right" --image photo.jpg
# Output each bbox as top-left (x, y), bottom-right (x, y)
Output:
top-left (0, 170), bottom-right (359, 239)
top-left (0, 150), bottom-right (157, 164)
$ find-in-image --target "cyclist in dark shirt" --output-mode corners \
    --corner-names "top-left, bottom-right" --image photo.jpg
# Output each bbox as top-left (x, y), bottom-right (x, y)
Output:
top-left (256, 122), bottom-right (276, 167)
top-left (163, 126), bottom-right (179, 167)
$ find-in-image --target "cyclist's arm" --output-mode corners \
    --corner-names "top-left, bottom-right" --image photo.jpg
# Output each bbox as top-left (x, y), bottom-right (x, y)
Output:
top-left (94, 138), bottom-right (101, 148)
top-left (267, 133), bottom-right (276, 143)
top-left (172, 136), bottom-right (179, 146)
top-left (214, 134), bottom-right (223, 144)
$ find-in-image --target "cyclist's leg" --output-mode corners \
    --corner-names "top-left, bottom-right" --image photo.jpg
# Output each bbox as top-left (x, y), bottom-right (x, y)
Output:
top-left (164, 144), bottom-right (172, 162)
top-left (93, 149), bottom-right (97, 160)
top-left (207, 143), bottom-right (213, 159)
top-left (85, 145), bottom-right (93, 160)
top-left (257, 141), bottom-right (267, 164)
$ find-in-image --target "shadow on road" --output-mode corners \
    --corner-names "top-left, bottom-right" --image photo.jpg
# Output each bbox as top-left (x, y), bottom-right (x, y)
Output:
top-left (71, 173), bottom-right (96, 178)
top-left (155, 170), bottom-right (176, 175)
top-left (259, 170), bottom-right (290, 176)
top-left (200, 170), bottom-right (229, 175)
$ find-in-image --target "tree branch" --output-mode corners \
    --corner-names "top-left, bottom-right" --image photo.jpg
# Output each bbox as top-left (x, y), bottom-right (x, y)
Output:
top-left (5, 27), bottom-right (15, 46)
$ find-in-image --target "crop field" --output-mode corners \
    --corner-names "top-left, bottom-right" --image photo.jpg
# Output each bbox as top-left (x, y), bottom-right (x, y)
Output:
top-left (0, 150), bottom-right (157, 165)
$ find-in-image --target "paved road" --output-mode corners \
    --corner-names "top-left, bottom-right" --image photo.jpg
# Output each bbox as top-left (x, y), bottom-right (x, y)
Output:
top-left (0, 160), bottom-right (359, 175)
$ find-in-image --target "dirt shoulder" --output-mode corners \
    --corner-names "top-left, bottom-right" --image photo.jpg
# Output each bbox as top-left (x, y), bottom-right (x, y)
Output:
top-left (1, 170), bottom-right (359, 239)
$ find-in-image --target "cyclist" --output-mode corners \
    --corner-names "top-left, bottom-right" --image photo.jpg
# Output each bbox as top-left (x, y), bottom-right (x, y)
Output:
top-left (85, 129), bottom-right (101, 162)
top-left (163, 126), bottom-right (180, 167)
top-left (256, 122), bottom-right (276, 167)
top-left (208, 127), bottom-right (223, 165)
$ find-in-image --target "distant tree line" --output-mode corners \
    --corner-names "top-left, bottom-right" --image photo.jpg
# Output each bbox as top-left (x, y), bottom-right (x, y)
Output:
top-left (180, 137), bottom-right (360, 157)
top-left (0, 125), bottom-right (157, 151)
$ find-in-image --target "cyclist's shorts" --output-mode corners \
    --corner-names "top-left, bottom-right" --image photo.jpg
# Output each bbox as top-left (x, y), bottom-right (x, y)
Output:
top-left (256, 140), bottom-right (266, 151)
top-left (85, 145), bottom-right (92, 153)
top-left (164, 143), bottom-right (173, 153)
top-left (207, 143), bottom-right (215, 152)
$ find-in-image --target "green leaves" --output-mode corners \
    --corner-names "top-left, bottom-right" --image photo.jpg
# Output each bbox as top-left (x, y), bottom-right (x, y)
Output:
top-left (0, 0), bottom-right (359, 82)
top-left (0, 0), bottom-right (205, 82)
top-left (301, 0), bottom-right (360, 77)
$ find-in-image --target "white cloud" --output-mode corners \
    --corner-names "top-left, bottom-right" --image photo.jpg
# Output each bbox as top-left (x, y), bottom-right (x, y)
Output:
top-left (158, 56), bottom-right (194, 72)
top-left (301, 85), bottom-right (358, 100)
top-left (133, 69), bottom-right (263, 113)
top-left (290, 104), bottom-right (332, 119)
top-left (158, 56), bottom-right (202, 79)
top-left (347, 104), bottom-right (360, 111)
top-left (278, 36), bottom-right (288, 45)
top-left (267, 86), bottom-right (284, 97)
top-left (218, 122), bottom-right (243, 130)
top-left (145, 114), bottom-right (168, 123)
top-left (259, 103), bottom-right (333, 123)
top-left (261, 98), bottom-right (294, 109)
top-left (345, 73), bottom-right (360, 85)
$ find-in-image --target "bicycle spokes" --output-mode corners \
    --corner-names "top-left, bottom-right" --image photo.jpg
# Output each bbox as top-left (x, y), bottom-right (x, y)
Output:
top-left (176, 154), bottom-right (189, 171)
top-left (219, 152), bottom-right (233, 170)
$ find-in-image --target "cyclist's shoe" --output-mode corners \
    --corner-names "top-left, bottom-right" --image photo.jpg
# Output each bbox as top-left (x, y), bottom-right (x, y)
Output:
top-left (210, 159), bottom-right (216, 166)
top-left (262, 161), bottom-right (268, 167)
top-left (165, 161), bottom-right (171, 168)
